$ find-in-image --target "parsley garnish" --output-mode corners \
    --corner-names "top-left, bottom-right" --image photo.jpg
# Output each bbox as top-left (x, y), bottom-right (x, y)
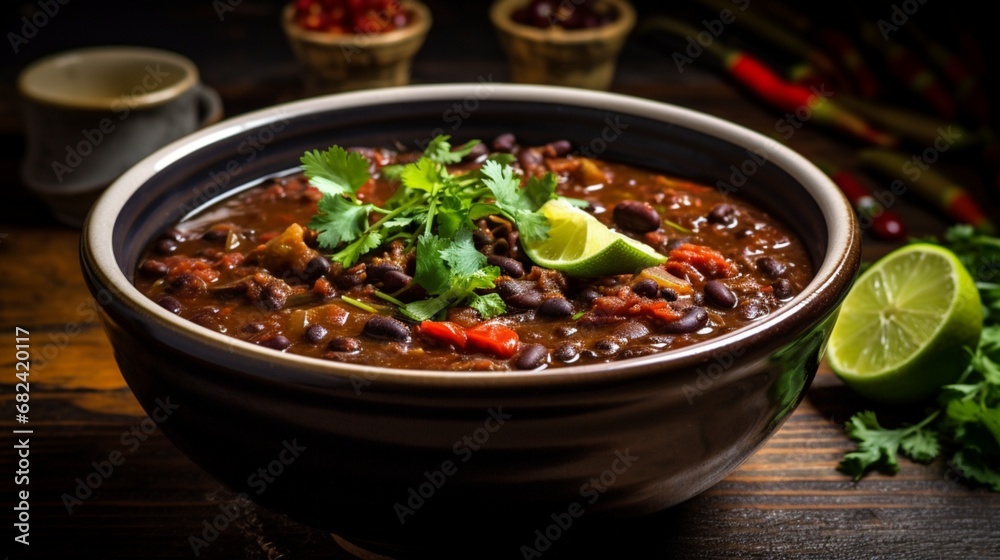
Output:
top-left (838, 225), bottom-right (1000, 491)
top-left (301, 135), bottom-right (573, 321)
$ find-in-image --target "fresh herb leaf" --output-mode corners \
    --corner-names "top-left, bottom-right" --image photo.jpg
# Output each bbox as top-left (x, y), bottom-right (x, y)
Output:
top-left (412, 234), bottom-right (452, 295)
top-left (951, 450), bottom-right (1000, 491)
top-left (439, 229), bottom-right (486, 278)
top-left (838, 410), bottom-right (940, 480)
top-left (479, 159), bottom-right (556, 243)
top-left (425, 135), bottom-right (480, 164)
top-left (300, 146), bottom-right (370, 196)
top-left (468, 293), bottom-right (506, 319)
top-left (309, 195), bottom-right (373, 248)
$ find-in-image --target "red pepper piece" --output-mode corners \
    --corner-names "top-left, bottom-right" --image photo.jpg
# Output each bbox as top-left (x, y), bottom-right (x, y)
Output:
top-left (418, 320), bottom-right (467, 350)
top-left (465, 323), bottom-right (520, 359)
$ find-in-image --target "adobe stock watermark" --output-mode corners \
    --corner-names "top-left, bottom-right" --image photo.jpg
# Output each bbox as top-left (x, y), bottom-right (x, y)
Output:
top-left (179, 107), bottom-right (293, 214)
top-left (393, 407), bottom-right (511, 524)
top-left (519, 449), bottom-right (638, 559)
top-left (188, 438), bottom-right (307, 556)
top-left (8, 0), bottom-right (71, 54)
top-left (859, 126), bottom-right (963, 219)
top-left (413, 75), bottom-right (497, 152)
top-left (61, 396), bottom-right (180, 514)
top-left (682, 346), bottom-right (748, 404)
top-left (51, 63), bottom-right (174, 183)
top-left (876, 0), bottom-right (929, 40)
top-left (671, 0), bottom-right (749, 73)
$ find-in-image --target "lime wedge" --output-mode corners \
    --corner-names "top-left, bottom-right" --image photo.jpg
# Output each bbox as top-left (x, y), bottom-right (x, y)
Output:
top-left (523, 199), bottom-right (667, 277)
top-left (827, 243), bottom-right (983, 404)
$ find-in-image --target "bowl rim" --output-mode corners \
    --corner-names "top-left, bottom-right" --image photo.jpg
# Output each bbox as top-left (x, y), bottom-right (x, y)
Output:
top-left (83, 83), bottom-right (858, 390)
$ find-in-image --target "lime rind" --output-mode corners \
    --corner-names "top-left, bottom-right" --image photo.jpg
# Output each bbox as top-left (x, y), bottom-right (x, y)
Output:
top-left (827, 243), bottom-right (983, 404)
top-left (523, 199), bottom-right (667, 277)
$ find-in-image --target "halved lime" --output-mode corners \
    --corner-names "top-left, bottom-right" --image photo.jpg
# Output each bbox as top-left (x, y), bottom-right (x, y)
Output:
top-left (523, 199), bottom-right (667, 277)
top-left (827, 243), bottom-right (983, 404)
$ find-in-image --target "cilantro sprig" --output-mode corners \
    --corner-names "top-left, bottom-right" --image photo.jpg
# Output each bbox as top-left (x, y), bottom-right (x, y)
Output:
top-left (838, 225), bottom-right (1000, 491)
top-left (301, 135), bottom-right (568, 321)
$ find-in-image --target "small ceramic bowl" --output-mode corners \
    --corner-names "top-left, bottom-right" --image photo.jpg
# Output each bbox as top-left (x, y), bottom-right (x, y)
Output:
top-left (281, 0), bottom-right (432, 95)
top-left (490, 0), bottom-right (636, 90)
top-left (18, 46), bottom-right (222, 226)
top-left (81, 84), bottom-right (859, 556)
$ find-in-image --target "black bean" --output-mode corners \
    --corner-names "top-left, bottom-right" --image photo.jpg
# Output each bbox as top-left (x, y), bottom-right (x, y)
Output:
top-left (545, 139), bottom-right (572, 157)
top-left (578, 288), bottom-right (600, 305)
top-left (594, 337), bottom-right (621, 354)
top-left (707, 203), bottom-right (738, 226)
top-left (335, 271), bottom-right (365, 289)
top-left (139, 260), bottom-right (170, 278)
top-left (515, 343), bottom-right (548, 370)
top-left (492, 133), bottom-right (516, 152)
top-left (167, 273), bottom-right (205, 295)
top-left (363, 316), bottom-right (410, 341)
top-left (160, 228), bottom-right (185, 243)
top-left (305, 256), bottom-right (331, 281)
top-left (554, 343), bottom-right (580, 362)
top-left (704, 280), bottom-right (737, 309)
top-left (613, 200), bottom-right (661, 233)
top-left (155, 238), bottom-right (178, 255)
top-left (156, 296), bottom-right (182, 314)
top-left (259, 335), bottom-right (291, 351)
top-left (517, 148), bottom-right (543, 170)
top-left (613, 321), bottom-right (650, 340)
top-left (538, 297), bottom-right (573, 318)
top-left (661, 307), bottom-right (708, 334)
top-left (487, 254), bottom-right (525, 278)
top-left (472, 229), bottom-right (493, 248)
top-left (303, 324), bottom-right (328, 344)
top-left (491, 238), bottom-right (510, 256)
top-left (660, 288), bottom-right (678, 301)
top-left (465, 142), bottom-right (489, 161)
top-left (241, 322), bottom-right (266, 334)
top-left (756, 257), bottom-right (786, 279)
top-left (773, 279), bottom-right (794, 300)
top-left (382, 270), bottom-right (412, 292)
top-left (632, 278), bottom-right (659, 298)
top-left (739, 301), bottom-right (768, 320)
top-left (327, 336), bottom-right (360, 353)
top-left (507, 290), bottom-right (543, 309)
top-left (366, 263), bottom-right (402, 282)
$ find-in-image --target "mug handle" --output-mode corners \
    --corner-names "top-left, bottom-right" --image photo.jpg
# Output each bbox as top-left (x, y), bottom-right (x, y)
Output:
top-left (196, 84), bottom-right (224, 128)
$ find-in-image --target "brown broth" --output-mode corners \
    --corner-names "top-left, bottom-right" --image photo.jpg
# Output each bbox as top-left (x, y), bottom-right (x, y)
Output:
top-left (135, 142), bottom-right (813, 371)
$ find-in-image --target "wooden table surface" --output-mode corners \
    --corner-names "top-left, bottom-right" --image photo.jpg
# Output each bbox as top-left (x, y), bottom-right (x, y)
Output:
top-left (2, 1), bottom-right (999, 558)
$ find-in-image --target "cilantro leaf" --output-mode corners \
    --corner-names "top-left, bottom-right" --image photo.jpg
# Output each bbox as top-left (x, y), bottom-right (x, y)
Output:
top-left (468, 292), bottom-right (506, 319)
top-left (439, 229), bottom-right (486, 278)
top-left (479, 159), bottom-right (555, 243)
top-left (301, 146), bottom-right (370, 196)
top-left (838, 411), bottom-right (941, 480)
top-left (951, 449), bottom-right (1000, 491)
top-left (424, 135), bottom-right (480, 164)
top-left (330, 231), bottom-right (382, 267)
top-left (412, 234), bottom-right (452, 295)
top-left (309, 194), bottom-right (373, 249)
top-left (400, 157), bottom-right (445, 192)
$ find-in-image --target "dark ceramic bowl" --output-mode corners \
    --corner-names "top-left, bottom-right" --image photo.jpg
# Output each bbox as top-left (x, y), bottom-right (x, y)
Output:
top-left (81, 84), bottom-right (860, 556)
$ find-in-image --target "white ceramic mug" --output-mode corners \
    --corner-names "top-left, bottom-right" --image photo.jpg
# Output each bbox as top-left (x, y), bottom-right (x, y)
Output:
top-left (18, 46), bottom-right (223, 226)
